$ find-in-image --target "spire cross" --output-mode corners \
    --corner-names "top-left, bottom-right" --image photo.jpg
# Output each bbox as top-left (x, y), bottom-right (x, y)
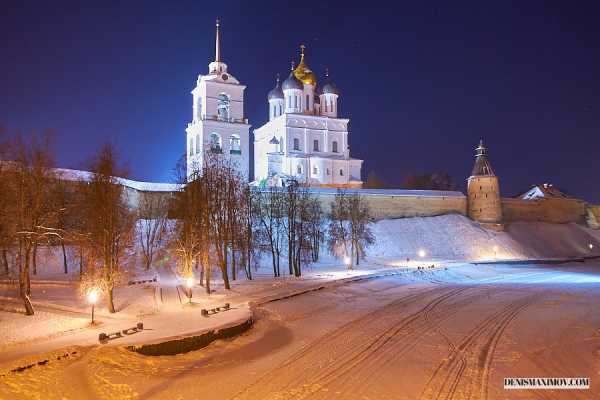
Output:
top-left (290, 60), bottom-right (295, 70)
top-left (215, 18), bottom-right (221, 63)
top-left (300, 44), bottom-right (305, 57)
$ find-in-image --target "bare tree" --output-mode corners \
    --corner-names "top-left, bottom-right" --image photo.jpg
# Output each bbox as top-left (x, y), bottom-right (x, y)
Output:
top-left (81, 144), bottom-right (135, 313)
top-left (170, 158), bottom-right (208, 290)
top-left (347, 193), bottom-right (375, 266)
top-left (9, 136), bottom-right (61, 315)
top-left (137, 193), bottom-right (169, 271)
top-left (256, 187), bottom-right (285, 277)
top-left (328, 190), bottom-right (375, 267)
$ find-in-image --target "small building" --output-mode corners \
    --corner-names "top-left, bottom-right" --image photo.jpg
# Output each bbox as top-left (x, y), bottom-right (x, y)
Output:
top-left (467, 140), bottom-right (503, 227)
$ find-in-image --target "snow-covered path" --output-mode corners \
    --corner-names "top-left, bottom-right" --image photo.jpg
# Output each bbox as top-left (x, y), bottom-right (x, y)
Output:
top-left (2, 261), bottom-right (599, 399)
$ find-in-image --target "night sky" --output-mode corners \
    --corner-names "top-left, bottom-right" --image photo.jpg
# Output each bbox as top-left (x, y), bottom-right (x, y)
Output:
top-left (2, 1), bottom-right (599, 200)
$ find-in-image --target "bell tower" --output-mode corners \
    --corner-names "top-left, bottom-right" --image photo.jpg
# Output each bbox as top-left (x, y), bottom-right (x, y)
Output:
top-left (185, 19), bottom-right (251, 181)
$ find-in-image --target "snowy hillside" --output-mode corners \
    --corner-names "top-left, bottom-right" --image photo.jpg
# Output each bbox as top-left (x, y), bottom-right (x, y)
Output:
top-left (368, 214), bottom-right (600, 262)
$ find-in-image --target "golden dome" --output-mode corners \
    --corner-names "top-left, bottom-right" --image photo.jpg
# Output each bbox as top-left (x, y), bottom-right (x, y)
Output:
top-left (293, 44), bottom-right (317, 86)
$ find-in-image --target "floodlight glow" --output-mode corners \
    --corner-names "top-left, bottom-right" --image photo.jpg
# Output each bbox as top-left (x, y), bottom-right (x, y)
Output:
top-left (589, 243), bottom-right (594, 250)
top-left (418, 249), bottom-right (426, 258)
top-left (87, 288), bottom-right (98, 304)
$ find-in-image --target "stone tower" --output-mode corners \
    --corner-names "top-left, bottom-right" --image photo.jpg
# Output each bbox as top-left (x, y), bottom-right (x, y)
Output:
top-left (467, 140), bottom-right (503, 226)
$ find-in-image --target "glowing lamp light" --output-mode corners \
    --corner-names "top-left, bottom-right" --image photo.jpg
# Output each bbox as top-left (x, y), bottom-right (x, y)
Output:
top-left (87, 288), bottom-right (99, 324)
top-left (87, 288), bottom-right (98, 304)
top-left (186, 277), bottom-right (194, 304)
top-left (418, 249), bottom-right (426, 258)
top-left (589, 243), bottom-right (594, 250)
top-left (344, 256), bottom-right (351, 267)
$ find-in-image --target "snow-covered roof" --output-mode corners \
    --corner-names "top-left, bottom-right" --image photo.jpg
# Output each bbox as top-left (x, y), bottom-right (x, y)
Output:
top-left (55, 168), bottom-right (180, 192)
top-left (519, 183), bottom-right (570, 200)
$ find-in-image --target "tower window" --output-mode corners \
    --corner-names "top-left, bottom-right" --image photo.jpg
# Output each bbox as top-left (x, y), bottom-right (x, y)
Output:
top-left (340, 169), bottom-right (344, 176)
top-left (297, 164), bottom-right (302, 174)
top-left (196, 134), bottom-right (201, 154)
top-left (189, 137), bottom-right (194, 156)
top-left (306, 94), bottom-right (310, 110)
top-left (217, 93), bottom-right (230, 121)
top-left (327, 168), bottom-right (330, 175)
top-left (332, 141), bottom-right (338, 153)
top-left (210, 133), bottom-right (222, 153)
top-left (293, 138), bottom-right (300, 151)
top-left (313, 140), bottom-right (319, 152)
top-left (313, 166), bottom-right (318, 175)
top-left (229, 134), bottom-right (241, 155)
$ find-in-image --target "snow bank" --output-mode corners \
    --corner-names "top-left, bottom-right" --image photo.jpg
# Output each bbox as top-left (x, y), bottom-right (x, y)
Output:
top-left (368, 214), bottom-right (600, 262)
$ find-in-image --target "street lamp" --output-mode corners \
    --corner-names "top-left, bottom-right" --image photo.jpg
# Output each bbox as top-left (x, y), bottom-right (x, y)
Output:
top-left (186, 277), bottom-right (194, 304)
top-left (418, 249), bottom-right (426, 258)
top-left (493, 245), bottom-right (499, 259)
top-left (87, 288), bottom-right (98, 324)
top-left (589, 243), bottom-right (594, 252)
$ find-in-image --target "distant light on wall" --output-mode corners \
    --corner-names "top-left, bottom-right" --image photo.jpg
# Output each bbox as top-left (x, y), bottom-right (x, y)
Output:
top-left (589, 243), bottom-right (594, 250)
top-left (344, 256), bottom-right (351, 266)
top-left (418, 249), bottom-right (426, 258)
top-left (186, 277), bottom-right (194, 289)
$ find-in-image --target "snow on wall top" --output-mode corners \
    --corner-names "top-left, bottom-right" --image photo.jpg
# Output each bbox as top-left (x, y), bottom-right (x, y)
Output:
top-left (55, 168), bottom-right (180, 192)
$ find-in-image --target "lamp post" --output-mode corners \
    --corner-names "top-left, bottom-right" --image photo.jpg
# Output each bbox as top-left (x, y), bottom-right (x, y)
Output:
top-left (186, 277), bottom-right (194, 304)
top-left (87, 288), bottom-right (98, 324)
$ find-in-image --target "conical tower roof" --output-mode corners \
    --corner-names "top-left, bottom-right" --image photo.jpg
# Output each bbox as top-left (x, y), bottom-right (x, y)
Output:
top-left (471, 139), bottom-right (495, 176)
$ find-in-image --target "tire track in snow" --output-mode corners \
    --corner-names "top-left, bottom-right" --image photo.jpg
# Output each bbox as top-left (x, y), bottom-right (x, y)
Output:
top-left (230, 285), bottom-right (475, 400)
top-left (419, 292), bottom-right (541, 400)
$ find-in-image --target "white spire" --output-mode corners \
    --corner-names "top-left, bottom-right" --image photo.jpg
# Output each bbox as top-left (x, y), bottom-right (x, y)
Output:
top-left (215, 18), bottom-right (221, 63)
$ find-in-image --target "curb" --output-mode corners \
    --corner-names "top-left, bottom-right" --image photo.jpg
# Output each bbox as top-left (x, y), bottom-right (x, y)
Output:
top-left (127, 317), bottom-right (253, 356)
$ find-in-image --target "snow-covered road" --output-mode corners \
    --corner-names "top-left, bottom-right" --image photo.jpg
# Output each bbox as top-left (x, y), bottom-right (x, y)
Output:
top-left (1, 262), bottom-right (600, 399)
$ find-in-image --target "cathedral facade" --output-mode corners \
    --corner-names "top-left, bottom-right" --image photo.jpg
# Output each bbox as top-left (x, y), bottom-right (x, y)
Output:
top-left (185, 20), bottom-right (250, 180)
top-left (253, 46), bottom-right (363, 187)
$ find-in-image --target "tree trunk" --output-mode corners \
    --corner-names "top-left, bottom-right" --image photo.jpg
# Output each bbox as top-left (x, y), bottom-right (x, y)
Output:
top-left (61, 240), bottom-right (68, 274)
top-left (2, 249), bottom-right (9, 275)
top-left (231, 247), bottom-right (237, 281)
top-left (79, 246), bottom-right (84, 276)
top-left (20, 245), bottom-right (34, 314)
top-left (25, 245), bottom-right (31, 296)
top-left (32, 242), bottom-right (37, 275)
top-left (107, 286), bottom-right (116, 313)
top-left (19, 261), bottom-right (34, 316)
top-left (355, 243), bottom-right (360, 266)
top-left (198, 255), bottom-right (204, 286)
top-left (205, 262), bottom-right (211, 295)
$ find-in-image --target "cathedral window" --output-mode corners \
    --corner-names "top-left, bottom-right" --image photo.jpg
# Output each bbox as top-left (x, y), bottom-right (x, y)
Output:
top-left (195, 134), bottom-right (201, 154)
top-left (217, 93), bottom-right (230, 121)
top-left (294, 95), bottom-right (297, 109)
top-left (210, 133), bottom-right (222, 154)
top-left (313, 166), bottom-right (318, 175)
top-left (306, 94), bottom-right (310, 110)
top-left (297, 164), bottom-right (302, 174)
top-left (278, 104), bottom-right (282, 115)
top-left (324, 101), bottom-right (327, 112)
top-left (313, 140), bottom-right (319, 152)
top-left (189, 137), bottom-right (194, 156)
top-left (332, 141), bottom-right (338, 153)
top-left (293, 138), bottom-right (300, 151)
top-left (229, 135), bottom-right (241, 155)
top-left (340, 169), bottom-right (344, 176)
top-left (327, 168), bottom-right (330, 175)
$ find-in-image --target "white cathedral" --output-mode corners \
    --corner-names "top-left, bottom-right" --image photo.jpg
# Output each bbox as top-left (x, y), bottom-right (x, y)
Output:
top-left (186, 20), bottom-right (363, 187)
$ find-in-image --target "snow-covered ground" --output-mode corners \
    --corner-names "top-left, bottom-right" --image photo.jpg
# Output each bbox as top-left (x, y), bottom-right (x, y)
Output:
top-left (1, 260), bottom-right (600, 399)
top-left (1, 215), bottom-right (599, 398)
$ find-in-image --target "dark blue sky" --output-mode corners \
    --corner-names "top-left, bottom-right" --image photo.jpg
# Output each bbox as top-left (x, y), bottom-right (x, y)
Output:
top-left (2, 1), bottom-right (599, 200)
